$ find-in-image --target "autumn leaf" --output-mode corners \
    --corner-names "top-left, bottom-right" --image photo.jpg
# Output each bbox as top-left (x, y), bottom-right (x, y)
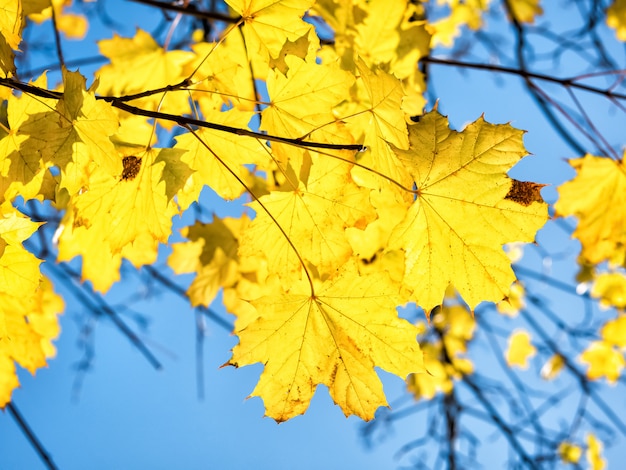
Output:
top-left (592, 272), bottom-right (626, 309)
top-left (57, 147), bottom-right (190, 292)
top-left (95, 29), bottom-right (193, 118)
top-left (0, 73), bottom-right (57, 203)
top-left (174, 109), bottom-right (266, 204)
top-left (388, 110), bottom-right (548, 311)
top-left (580, 340), bottom-right (624, 383)
top-left (0, 203), bottom-right (63, 407)
top-left (169, 216), bottom-right (250, 307)
top-left (555, 155), bottom-right (626, 266)
top-left (505, 330), bottom-right (536, 369)
top-left (261, 56), bottom-right (353, 143)
top-left (225, 0), bottom-right (315, 60)
top-left (229, 262), bottom-right (424, 421)
top-left (28, 69), bottom-right (120, 195)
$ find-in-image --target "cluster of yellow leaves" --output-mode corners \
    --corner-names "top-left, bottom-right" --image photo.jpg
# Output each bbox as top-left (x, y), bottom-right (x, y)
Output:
top-left (0, 205), bottom-right (63, 406)
top-left (556, 155), bottom-right (626, 385)
top-left (0, 0), bottom-right (550, 420)
top-left (407, 304), bottom-right (474, 400)
top-left (0, 0), bottom-right (86, 77)
top-left (558, 434), bottom-right (606, 470)
top-left (425, 0), bottom-right (543, 48)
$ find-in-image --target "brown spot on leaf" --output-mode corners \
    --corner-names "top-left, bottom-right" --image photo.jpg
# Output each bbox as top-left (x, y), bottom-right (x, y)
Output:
top-left (121, 156), bottom-right (142, 181)
top-left (505, 179), bottom-right (545, 206)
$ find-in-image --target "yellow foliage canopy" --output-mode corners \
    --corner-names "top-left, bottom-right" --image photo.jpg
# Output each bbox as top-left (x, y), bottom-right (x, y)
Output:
top-left (0, 0), bottom-right (551, 421)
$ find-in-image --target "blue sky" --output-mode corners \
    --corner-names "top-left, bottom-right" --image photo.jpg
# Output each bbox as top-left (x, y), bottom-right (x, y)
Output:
top-left (1, 1), bottom-right (626, 469)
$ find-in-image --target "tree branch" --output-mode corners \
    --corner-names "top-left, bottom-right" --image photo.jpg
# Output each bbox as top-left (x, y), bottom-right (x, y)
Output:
top-left (0, 77), bottom-right (365, 152)
top-left (6, 403), bottom-right (59, 470)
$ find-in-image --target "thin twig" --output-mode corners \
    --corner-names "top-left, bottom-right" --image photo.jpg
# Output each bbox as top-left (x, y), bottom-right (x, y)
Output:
top-left (6, 403), bottom-right (59, 470)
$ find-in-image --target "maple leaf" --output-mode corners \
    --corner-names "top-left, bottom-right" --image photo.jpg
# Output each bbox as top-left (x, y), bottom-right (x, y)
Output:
top-left (591, 272), bottom-right (626, 309)
top-left (28, 0), bottom-right (88, 39)
top-left (426, 0), bottom-right (487, 48)
top-left (169, 216), bottom-right (249, 307)
top-left (0, 0), bottom-right (22, 50)
top-left (580, 340), bottom-right (624, 383)
top-left (0, 203), bottom-right (62, 407)
top-left (0, 73), bottom-right (57, 203)
top-left (225, 0), bottom-right (315, 60)
top-left (95, 29), bottom-right (193, 118)
top-left (388, 110), bottom-right (548, 311)
top-left (0, 280), bottom-right (63, 407)
top-left (0, 204), bottom-right (42, 298)
top-left (555, 155), bottom-right (626, 266)
top-left (174, 109), bottom-right (266, 205)
top-left (24, 69), bottom-right (120, 195)
top-left (505, 330), bottom-right (536, 369)
top-left (239, 154), bottom-right (370, 280)
top-left (261, 56), bottom-right (354, 142)
top-left (57, 147), bottom-right (190, 292)
top-left (345, 59), bottom-right (413, 191)
top-left (0, 0), bottom-right (22, 76)
top-left (229, 262), bottom-right (424, 421)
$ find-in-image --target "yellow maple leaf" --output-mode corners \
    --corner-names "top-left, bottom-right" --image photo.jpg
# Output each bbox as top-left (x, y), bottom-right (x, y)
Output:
top-left (555, 155), bottom-right (626, 266)
top-left (0, 280), bottom-right (63, 407)
top-left (388, 110), bottom-right (547, 311)
top-left (239, 154), bottom-right (369, 281)
top-left (0, 204), bottom-right (42, 298)
top-left (608, 0), bottom-right (626, 41)
top-left (229, 262), bottom-right (424, 421)
top-left (225, 0), bottom-right (315, 60)
top-left (174, 109), bottom-right (266, 205)
top-left (29, 0), bottom-right (88, 39)
top-left (505, 330), bottom-right (536, 369)
top-left (426, 0), bottom-right (487, 48)
top-left (58, 147), bottom-right (190, 292)
top-left (591, 272), bottom-right (626, 309)
top-left (0, 204), bottom-right (62, 407)
top-left (0, 73), bottom-right (57, 203)
top-left (261, 56), bottom-right (353, 143)
top-left (407, 343), bottom-right (453, 400)
top-left (96, 29), bottom-right (193, 119)
top-left (0, 0), bottom-right (22, 76)
top-left (601, 315), bottom-right (626, 348)
top-left (169, 216), bottom-right (249, 307)
top-left (0, 0), bottom-right (22, 50)
top-left (348, 59), bottom-right (413, 190)
top-left (28, 69), bottom-right (120, 195)
top-left (580, 340), bottom-right (624, 383)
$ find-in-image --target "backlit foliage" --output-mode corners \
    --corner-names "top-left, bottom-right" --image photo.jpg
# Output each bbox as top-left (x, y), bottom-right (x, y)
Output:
top-left (1, 1), bottom-right (625, 467)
